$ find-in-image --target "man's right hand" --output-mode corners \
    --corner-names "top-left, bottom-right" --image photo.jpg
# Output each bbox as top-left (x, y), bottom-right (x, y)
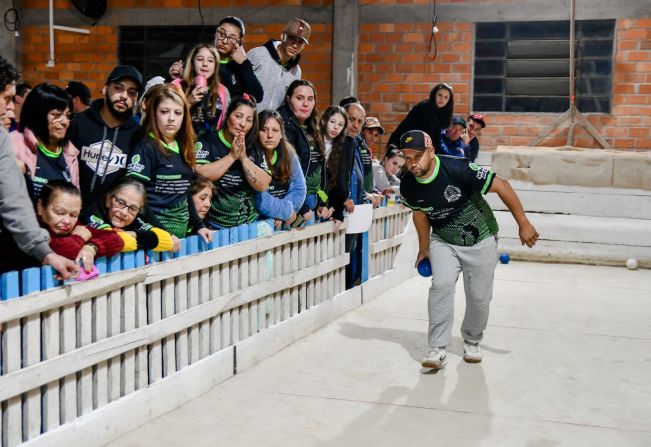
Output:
top-left (414, 250), bottom-right (429, 268)
top-left (43, 253), bottom-right (79, 280)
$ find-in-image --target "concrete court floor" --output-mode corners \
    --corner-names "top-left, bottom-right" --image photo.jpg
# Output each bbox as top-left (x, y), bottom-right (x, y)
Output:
top-left (106, 261), bottom-right (651, 447)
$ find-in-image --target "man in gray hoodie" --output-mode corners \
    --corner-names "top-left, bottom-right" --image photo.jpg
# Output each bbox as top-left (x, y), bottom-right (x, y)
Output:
top-left (0, 56), bottom-right (79, 279)
top-left (247, 18), bottom-right (310, 112)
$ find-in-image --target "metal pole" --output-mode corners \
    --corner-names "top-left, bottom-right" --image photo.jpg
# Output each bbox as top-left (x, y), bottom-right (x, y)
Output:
top-left (567, 0), bottom-right (576, 145)
top-left (47, 0), bottom-right (55, 67)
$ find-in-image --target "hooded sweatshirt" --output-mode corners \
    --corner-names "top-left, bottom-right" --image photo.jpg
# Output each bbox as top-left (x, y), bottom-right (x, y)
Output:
top-left (219, 58), bottom-right (264, 103)
top-left (386, 86), bottom-right (454, 152)
top-left (68, 99), bottom-right (141, 206)
top-left (248, 40), bottom-right (302, 112)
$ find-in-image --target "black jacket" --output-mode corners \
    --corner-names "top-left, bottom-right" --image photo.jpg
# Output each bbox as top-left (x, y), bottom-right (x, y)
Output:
top-left (327, 135), bottom-right (358, 222)
top-left (277, 104), bottom-right (326, 215)
top-left (219, 59), bottom-right (264, 103)
top-left (68, 99), bottom-right (141, 207)
top-left (386, 87), bottom-right (454, 151)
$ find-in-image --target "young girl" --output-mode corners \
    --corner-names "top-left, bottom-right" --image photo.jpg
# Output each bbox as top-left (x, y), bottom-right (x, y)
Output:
top-left (254, 110), bottom-right (306, 228)
top-left (372, 145), bottom-right (405, 194)
top-left (178, 43), bottom-right (231, 137)
top-left (195, 96), bottom-right (271, 229)
top-left (83, 177), bottom-right (181, 252)
top-left (386, 82), bottom-right (454, 150)
top-left (277, 80), bottom-right (331, 222)
top-left (320, 105), bottom-right (347, 161)
top-left (38, 181), bottom-right (123, 272)
top-left (11, 83), bottom-right (79, 200)
top-left (127, 84), bottom-right (196, 238)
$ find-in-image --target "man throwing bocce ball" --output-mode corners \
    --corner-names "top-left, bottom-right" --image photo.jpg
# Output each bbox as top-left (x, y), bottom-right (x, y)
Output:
top-left (399, 130), bottom-right (539, 369)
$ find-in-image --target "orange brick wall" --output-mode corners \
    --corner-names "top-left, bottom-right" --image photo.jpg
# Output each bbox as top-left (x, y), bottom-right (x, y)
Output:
top-left (19, 11), bottom-right (332, 108)
top-left (359, 18), bottom-right (651, 151)
top-left (16, 4), bottom-right (651, 150)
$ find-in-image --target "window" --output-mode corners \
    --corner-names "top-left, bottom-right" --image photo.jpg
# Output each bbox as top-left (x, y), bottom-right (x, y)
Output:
top-left (119, 26), bottom-right (213, 83)
top-left (473, 20), bottom-right (614, 113)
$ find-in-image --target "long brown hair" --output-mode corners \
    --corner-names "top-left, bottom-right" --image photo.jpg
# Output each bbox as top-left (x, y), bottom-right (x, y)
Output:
top-left (142, 84), bottom-right (196, 167)
top-left (182, 43), bottom-right (222, 118)
top-left (284, 79), bottom-right (324, 157)
top-left (258, 110), bottom-right (295, 185)
top-left (323, 106), bottom-right (349, 192)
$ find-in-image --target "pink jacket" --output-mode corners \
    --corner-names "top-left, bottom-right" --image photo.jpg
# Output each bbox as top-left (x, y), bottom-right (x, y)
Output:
top-left (10, 128), bottom-right (80, 188)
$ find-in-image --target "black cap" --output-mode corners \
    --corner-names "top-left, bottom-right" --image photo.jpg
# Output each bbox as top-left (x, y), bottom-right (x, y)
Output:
top-left (66, 81), bottom-right (91, 105)
top-left (106, 65), bottom-right (144, 90)
top-left (451, 116), bottom-right (467, 127)
top-left (399, 130), bottom-right (433, 151)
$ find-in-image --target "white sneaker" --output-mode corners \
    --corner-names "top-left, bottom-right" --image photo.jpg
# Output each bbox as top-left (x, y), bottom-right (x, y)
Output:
top-left (463, 342), bottom-right (482, 363)
top-left (421, 348), bottom-right (447, 369)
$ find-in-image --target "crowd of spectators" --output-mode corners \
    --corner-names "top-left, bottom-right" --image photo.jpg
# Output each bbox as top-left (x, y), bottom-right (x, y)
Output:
top-left (0, 16), bottom-right (486, 287)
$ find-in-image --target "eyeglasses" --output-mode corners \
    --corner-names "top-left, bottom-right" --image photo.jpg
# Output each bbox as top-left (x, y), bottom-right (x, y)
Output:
top-left (215, 28), bottom-right (239, 45)
top-left (110, 194), bottom-right (141, 216)
top-left (49, 112), bottom-right (73, 123)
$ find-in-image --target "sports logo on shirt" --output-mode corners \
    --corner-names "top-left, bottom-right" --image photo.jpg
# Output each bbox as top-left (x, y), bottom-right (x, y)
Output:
top-left (80, 141), bottom-right (128, 175)
top-left (469, 162), bottom-right (489, 180)
top-left (127, 154), bottom-right (145, 173)
top-left (444, 185), bottom-right (462, 203)
top-left (195, 142), bottom-right (209, 160)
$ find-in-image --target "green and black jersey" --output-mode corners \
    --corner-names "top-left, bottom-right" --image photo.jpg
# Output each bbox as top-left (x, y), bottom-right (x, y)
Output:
top-left (195, 130), bottom-right (269, 228)
top-left (126, 136), bottom-right (193, 238)
top-left (32, 142), bottom-right (73, 199)
top-left (356, 137), bottom-right (375, 194)
top-left (401, 155), bottom-right (498, 246)
top-left (302, 130), bottom-right (325, 197)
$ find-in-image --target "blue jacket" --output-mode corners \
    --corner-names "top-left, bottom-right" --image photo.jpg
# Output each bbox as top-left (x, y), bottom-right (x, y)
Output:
top-left (255, 152), bottom-right (306, 221)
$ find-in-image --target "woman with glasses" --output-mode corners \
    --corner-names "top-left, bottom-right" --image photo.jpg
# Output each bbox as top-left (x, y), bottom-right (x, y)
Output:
top-left (169, 17), bottom-right (263, 104)
top-left (10, 83), bottom-right (79, 201)
top-left (82, 177), bottom-right (180, 253)
top-left (386, 83), bottom-right (455, 152)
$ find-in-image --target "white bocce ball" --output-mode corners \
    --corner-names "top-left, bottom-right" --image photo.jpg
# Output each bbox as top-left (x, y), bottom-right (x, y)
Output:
top-left (626, 258), bottom-right (638, 270)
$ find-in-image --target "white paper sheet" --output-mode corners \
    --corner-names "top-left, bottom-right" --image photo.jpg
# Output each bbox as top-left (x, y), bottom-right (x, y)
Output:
top-left (345, 203), bottom-right (373, 234)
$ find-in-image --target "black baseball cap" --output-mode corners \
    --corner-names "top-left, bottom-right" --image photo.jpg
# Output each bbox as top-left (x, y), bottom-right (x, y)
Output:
top-left (451, 116), bottom-right (467, 127)
top-left (66, 81), bottom-right (91, 105)
top-left (399, 130), bottom-right (433, 151)
top-left (105, 65), bottom-right (144, 91)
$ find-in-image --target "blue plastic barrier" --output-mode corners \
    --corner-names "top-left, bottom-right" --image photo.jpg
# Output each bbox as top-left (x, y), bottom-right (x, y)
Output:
top-left (0, 203), bottom-right (392, 299)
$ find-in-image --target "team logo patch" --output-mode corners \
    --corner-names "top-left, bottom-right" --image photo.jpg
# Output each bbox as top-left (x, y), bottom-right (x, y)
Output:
top-left (476, 167), bottom-right (489, 180)
top-left (80, 141), bottom-right (127, 175)
top-left (444, 185), bottom-right (462, 203)
top-left (127, 154), bottom-right (145, 173)
top-left (405, 137), bottom-right (413, 143)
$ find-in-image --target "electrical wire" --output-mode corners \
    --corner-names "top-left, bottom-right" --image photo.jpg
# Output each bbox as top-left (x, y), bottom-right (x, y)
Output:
top-left (3, 0), bottom-right (20, 34)
top-left (427, 0), bottom-right (438, 61)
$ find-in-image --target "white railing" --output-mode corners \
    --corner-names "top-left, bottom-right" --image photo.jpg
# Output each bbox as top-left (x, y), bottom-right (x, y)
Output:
top-left (0, 206), bottom-right (413, 447)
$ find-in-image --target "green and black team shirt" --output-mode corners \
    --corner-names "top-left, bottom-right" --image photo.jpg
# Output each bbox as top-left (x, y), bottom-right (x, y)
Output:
top-left (195, 130), bottom-right (269, 228)
top-left (401, 155), bottom-right (499, 246)
top-left (126, 135), bottom-right (193, 238)
top-left (301, 128), bottom-right (325, 197)
top-left (32, 142), bottom-right (73, 199)
top-left (267, 150), bottom-right (289, 199)
top-left (356, 137), bottom-right (374, 193)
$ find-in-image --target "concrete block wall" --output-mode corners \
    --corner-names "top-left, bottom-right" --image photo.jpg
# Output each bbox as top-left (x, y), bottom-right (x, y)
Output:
top-left (14, 0), bottom-right (651, 151)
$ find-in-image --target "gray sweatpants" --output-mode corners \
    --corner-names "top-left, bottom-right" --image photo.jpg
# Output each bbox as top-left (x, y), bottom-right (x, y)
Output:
top-left (427, 233), bottom-right (498, 349)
